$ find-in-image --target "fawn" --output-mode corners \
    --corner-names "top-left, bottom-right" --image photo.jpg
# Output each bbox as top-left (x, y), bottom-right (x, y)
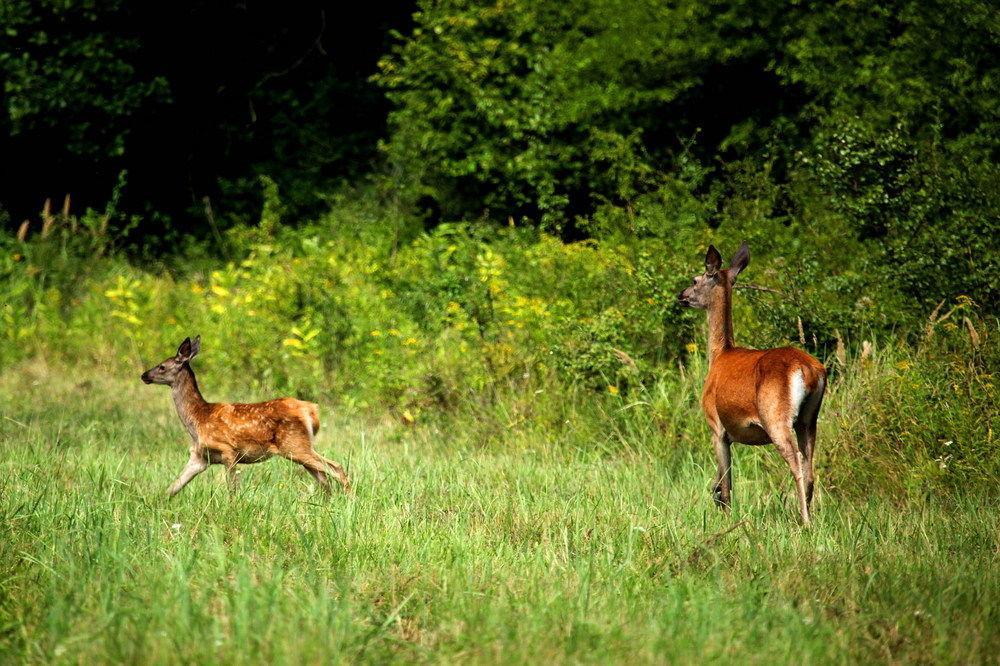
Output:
top-left (679, 243), bottom-right (826, 524)
top-left (141, 336), bottom-right (350, 496)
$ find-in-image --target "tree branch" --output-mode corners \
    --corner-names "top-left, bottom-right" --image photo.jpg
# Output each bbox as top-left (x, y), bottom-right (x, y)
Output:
top-left (734, 283), bottom-right (785, 295)
top-left (253, 10), bottom-right (328, 94)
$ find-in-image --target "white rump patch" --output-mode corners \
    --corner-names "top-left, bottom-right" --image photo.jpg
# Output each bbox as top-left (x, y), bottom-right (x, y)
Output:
top-left (789, 369), bottom-right (806, 426)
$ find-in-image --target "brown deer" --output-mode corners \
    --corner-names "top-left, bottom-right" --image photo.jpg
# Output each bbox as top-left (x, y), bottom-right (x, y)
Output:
top-left (141, 336), bottom-right (350, 496)
top-left (678, 243), bottom-right (826, 524)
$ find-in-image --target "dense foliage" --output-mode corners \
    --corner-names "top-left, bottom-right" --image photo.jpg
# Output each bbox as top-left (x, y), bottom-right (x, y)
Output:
top-left (377, 0), bottom-right (1000, 309)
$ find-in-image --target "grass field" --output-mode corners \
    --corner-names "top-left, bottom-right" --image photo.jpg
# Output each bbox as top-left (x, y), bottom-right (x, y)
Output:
top-left (1, 359), bottom-right (997, 664)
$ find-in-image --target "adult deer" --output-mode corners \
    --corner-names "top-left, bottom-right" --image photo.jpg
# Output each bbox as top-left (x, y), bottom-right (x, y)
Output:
top-left (678, 243), bottom-right (826, 524)
top-left (141, 336), bottom-right (350, 496)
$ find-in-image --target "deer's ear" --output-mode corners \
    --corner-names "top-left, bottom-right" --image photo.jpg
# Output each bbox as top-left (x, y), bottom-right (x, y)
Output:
top-left (176, 337), bottom-right (193, 361)
top-left (729, 242), bottom-right (750, 281)
top-left (705, 245), bottom-right (722, 276)
top-left (190, 335), bottom-right (201, 358)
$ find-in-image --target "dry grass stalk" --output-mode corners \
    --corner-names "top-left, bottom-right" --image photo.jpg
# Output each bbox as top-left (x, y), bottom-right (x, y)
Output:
top-left (963, 317), bottom-right (980, 348)
top-left (41, 198), bottom-right (54, 237)
top-left (612, 348), bottom-right (638, 371)
top-left (925, 300), bottom-right (946, 338)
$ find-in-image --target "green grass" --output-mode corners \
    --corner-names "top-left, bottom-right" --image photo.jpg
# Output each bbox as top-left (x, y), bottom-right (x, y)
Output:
top-left (0, 361), bottom-right (997, 664)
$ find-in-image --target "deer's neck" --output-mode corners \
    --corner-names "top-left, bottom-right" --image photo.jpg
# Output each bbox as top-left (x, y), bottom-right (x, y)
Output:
top-left (172, 365), bottom-right (209, 442)
top-left (707, 282), bottom-right (735, 363)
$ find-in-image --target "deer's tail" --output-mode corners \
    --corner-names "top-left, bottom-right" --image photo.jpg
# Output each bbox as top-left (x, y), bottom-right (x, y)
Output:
top-left (307, 403), bottom-right (320, 436)
top-left (298, 402), bottom-right (321, 440)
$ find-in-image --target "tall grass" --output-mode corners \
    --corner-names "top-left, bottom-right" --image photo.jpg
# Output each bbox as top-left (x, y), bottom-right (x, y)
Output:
top-left (0, 359), bottom-right (997, 663)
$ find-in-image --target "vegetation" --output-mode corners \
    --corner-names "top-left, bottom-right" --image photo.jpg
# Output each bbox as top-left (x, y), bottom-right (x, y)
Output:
top-left (376, 0), bottom-right (1000, 308)
top-left (1, 194), bottom-right (997, 661)
top-left (0, 332), bottom-right (997, 662)
top-left (1, 0), bottom-right (999, 662)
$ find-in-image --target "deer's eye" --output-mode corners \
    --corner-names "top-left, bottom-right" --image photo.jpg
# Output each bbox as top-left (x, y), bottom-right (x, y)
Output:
top-left (158, 365), bottom-right (165, 370)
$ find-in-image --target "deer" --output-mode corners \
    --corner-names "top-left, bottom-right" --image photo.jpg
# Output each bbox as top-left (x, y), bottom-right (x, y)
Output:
top-left (140, 336), bottom-right (350, 497)
top-left (678, 243), bottom-right (826, 524)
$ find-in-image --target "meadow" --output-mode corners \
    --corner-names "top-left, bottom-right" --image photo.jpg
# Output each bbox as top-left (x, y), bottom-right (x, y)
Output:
top-left (1, 311), bottom-right (997, 663)
top-left (1, 195), bottom-right (998, 663)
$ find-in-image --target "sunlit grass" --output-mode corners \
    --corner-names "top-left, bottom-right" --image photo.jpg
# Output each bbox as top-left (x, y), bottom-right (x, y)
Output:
top-left (0, 364), bottom-right (996, 664)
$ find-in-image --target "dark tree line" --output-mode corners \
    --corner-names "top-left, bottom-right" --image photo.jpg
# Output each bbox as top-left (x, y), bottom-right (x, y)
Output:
top-left (0, 1), bottom-right (413, 236)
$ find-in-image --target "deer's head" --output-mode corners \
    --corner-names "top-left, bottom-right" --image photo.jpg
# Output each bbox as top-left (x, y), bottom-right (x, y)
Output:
top-left (141, 336), bottom-right (201, 386)
top-left (678, 242), bottom-right (750, 309)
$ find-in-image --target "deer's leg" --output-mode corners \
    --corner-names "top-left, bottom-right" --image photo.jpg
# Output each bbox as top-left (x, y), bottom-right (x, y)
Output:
top-left (219, 450), bottom-right (241, 492)
top-left (794, 421), bottom-right (816, 507)
top-left (318, 454), bottom-right (351, 492)
top-left (300, 452), bottom-right (333, 495)
top-left (168, 452), bottom-right (209, 497)
top-left (291, 451), bottom-right (352, 494)
top-left (711, 429), bottom-right (733, 509)
top-left (281, 440), bottom-right (330, 494)
top-left (770, 428), bottom-right (811, 525)
top-left (226, 465), bottom-right (241, 491)
top-left (760, 375), bottom-right (813, 525)
top-left (281, 425), bottom-right (350, 494)
top-left (806, 420), bottom-right (818, 506)
top-left (306, 465), bottom-right (333, 494)
top-left (796, 388), bottom-right (824, 507)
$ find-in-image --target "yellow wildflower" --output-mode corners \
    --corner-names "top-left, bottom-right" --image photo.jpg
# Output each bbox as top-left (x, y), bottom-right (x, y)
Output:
top-left (686, 342), bottom-right (698, 354)
top-left (370, 330), bottom-right (382, 337)
top-left (608, 385), bottom-right (619, 395)
top-left (111, 311), bottom-right (141, 325)
top-left (211, 284), bottom-right (229, 297)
